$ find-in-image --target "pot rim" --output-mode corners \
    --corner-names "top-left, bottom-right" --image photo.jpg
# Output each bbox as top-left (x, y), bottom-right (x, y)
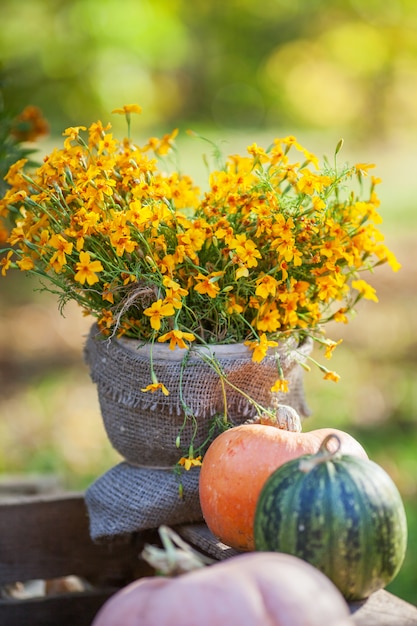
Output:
top-left (115, 333), bottom-right (303, 362)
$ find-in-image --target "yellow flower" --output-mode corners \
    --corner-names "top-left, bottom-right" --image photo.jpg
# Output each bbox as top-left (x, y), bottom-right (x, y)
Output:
top-left (354, 163), bottom-right (375, 177)
top-left (312, 196), bottom-right (326, 211)
top-left (49, 234), bottom-right (73, 270)
top-left (233, 237), bottom-right (262, 268)
top-left (378, 247), bottom-right (401, 273)
top-left (255, 302), bottom-right (281, 333)
top-left (155, 129), bottom-right (179, 156)
top-left (178, 455), bottom-right (202, 471)
top-left (0, 251), bottom-right (13, 276)
top-left (333, 308), bottom-right (349, 324)
top-left (255, 275), bottom-right (279, 299)
top-left (62, 125), bottom-right (87, 149)
top-left (194, 271), bottom-right (223, 298)
top-left (245, 333), bottom-right (278, 363)
top-left (16, 256), bottom-right (35, 271)
top-left (324, 339), bottom-right (343, 359)
top-left (143, 300), bottom-right (175, 331)
top-left (141, 381), bottom-right (170, 396)
top-left (162, 276), bottom-right (188, 297)
top-left (235, 265), bottom-right (249, 279)
top-left (296, 170), bottom-right (332, 195)
top-left (323, 370), bottom-right (341, 383)
top-left (352, 279), bottom-right (379, 302)
top-left (88, 120), bottom-right (112, 145)
top-left (161, 288), bottom-right (180, 310)
top-left (226, 294), bottom-right (244, 315)
top-left (102, 283), bottom-right (115, 304)
top-left (74, 251), bottom-right (104, 285)
top-left (158, 329), bottom-right (196, 350)
top-left (271, 378), bottom-right (289, 393)
top-left (111, 104), bottom-right (142, 115)
top-left (247, 143), bottom-right (268, 161)
top-left (98, 309), bottom-right (114, 331)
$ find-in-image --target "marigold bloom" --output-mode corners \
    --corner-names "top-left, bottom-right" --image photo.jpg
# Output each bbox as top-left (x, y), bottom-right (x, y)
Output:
top-left (0, 251), bottom-right (13, 276)
top-left (333, 308), bottom-right (349, 324)
top-left (324, 339), bottom-right (343, 359)
top-left (226, 294), bottom-right (244, 315)
top-left (255, 275), bottom-right (279, 299)
top-left (143, 300), bottom-right (175, 331)
top-left (234, 238), bottom-right (262, 268)
top-left (178, 455), bottom-right (202, 471)
top-left (158, 329), bottom-right (196, 350)
top-left (74, 251), bottom-right (104, 285)
top-left (323, 370), bottom-right (341, 383)
top-left (245, 334), bottom-right (279, 363)
top-left (49, 234), bottom-right (73, 270)
top-left (255, 302), bottom-right (282, 333)
top-left (155, 129), bottom-right (179, 156)
top-left (297, 170), bottom-right (332, 195)
top-left (62, 126), bottom-right (87, 149)
top-left (271, 378), bottom-right (289, 393)
top-left (354, 163), bottom-right (375, 177)
top-left (111, 104), bottom-right (142, 115)
top-left (162, 276), bottom-right (188, 297)
top-left (235, 265), bottom-right (249, 279)
top-left (352, 279), bottom-right (379, 302)
top-left (194, 271), bottom-right (223, 298)
top-left (98, 309), bottom-right (114, 330)
top-left (141, 381), bottom-right (170, 396)
top-left (16, 256), bottom-right (35, 271)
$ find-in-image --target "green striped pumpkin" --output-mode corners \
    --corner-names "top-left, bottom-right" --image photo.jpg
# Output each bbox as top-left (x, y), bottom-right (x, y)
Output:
top-left (253, 434), bottom-right (408, 601)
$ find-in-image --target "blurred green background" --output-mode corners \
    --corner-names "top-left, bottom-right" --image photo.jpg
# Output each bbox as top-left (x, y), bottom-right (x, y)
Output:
top-left (1, 0), bottom-right (416, 605)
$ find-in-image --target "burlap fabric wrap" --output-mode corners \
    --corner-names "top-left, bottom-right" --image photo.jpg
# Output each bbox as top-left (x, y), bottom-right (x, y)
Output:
top-left (84, 324), bottom-right (312, 541)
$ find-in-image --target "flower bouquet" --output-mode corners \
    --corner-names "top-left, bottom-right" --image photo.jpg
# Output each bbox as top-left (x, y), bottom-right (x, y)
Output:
top-left (0, 104), bottom-right (400, 538)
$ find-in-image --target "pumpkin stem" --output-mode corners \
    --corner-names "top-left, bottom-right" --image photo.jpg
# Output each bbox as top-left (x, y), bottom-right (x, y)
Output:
top-left (257, 404), bottom-right (302, 432)
top-left (141, 525), bottom-right (214, 576)
top-left (299, 433), bottom-right (342, 473)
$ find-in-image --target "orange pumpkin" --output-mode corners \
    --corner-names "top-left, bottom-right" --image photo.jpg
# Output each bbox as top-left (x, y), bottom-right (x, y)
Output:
top-left (199, 424), bottom-right (368, 551)
top-left (92, 551), bottom-right (351, 626)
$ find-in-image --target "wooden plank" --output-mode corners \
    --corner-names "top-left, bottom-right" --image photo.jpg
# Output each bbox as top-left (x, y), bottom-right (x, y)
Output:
top-left (0, 588), bottom-right (116, 626)
top-left (175, 522), bottom-right (240, 560)
top-left (176, 523), bottom-right (417, 626)
top-left (0, 474), bottom-right (62, 497)
top-left (350, 590), bottom-right (417, 626)
top-left (0, 492), bottom-right (156, 586)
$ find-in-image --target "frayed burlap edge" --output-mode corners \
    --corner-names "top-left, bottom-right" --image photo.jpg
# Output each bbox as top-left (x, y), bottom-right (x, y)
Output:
top-left (84, 324), bottom-right (312, 418)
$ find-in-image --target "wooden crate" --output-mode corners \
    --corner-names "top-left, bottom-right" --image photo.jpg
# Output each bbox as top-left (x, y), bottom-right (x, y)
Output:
top-left (0, 491), bottom-right (416, 626)
top-left (0, 491), bottom-right (157, 626)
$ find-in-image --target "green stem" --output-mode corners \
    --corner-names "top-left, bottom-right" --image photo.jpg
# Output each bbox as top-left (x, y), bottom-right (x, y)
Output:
top-left (299, 433), bottom-right (342, 473)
